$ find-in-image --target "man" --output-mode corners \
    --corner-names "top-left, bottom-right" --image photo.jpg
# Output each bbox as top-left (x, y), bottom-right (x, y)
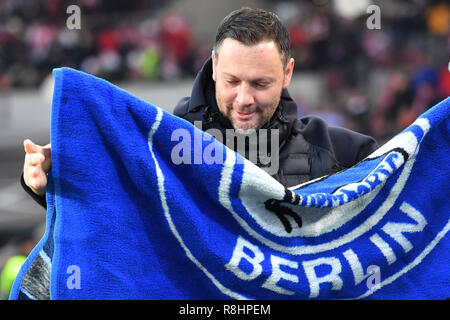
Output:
top-left (22, 7), bottom-right (377, 207)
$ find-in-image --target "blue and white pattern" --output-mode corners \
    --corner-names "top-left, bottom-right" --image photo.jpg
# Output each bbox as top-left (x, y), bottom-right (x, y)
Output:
top-left (10, 68), bottom-right (450, 299)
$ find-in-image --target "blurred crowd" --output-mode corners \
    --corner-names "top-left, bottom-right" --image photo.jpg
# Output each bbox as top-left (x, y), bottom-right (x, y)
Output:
top-left (272, 0), bottom-right (449, 142)
top-left (0, 0), bottom-right (205, 86)
top-left (0, 0), bottom-right (449, 142)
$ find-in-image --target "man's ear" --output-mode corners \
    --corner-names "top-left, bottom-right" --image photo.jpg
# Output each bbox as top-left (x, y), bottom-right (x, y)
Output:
top-left (211, 50), bottom-right (217, 82)
top-left (282, 58), bottom-right (295, 89)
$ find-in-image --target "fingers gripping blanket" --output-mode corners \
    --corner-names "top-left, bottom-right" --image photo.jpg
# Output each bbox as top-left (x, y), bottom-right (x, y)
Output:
top-left (10, 68), bottom-right (450, 299)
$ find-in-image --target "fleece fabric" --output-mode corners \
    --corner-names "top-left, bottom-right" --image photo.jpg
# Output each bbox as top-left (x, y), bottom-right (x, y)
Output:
top-left (10, 68), bottom-right (450, 299)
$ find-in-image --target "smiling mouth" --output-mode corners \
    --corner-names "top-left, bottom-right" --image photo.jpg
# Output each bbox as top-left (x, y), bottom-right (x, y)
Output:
top-left (234, 111), bottom-right (255, 120)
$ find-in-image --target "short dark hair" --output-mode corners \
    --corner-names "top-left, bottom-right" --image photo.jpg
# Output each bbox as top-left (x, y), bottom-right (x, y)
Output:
top-left (214, 7), bottom-right (291, 68)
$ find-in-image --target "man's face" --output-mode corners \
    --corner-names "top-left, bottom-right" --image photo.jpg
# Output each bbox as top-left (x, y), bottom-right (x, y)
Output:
top-left (212, 38), bottom-right (294, 132)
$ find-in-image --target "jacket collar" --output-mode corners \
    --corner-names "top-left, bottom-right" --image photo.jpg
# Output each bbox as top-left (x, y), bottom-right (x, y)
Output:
top-left (187, 57), bottom-right (214, 112)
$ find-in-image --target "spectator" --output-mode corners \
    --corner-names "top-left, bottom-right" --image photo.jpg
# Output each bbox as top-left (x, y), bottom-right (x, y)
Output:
top-left (0, 226), bottom-right (43, 299)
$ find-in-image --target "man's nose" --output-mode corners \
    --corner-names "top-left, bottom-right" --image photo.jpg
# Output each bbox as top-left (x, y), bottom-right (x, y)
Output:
top-left (235, 83), bottom-right (254, 106)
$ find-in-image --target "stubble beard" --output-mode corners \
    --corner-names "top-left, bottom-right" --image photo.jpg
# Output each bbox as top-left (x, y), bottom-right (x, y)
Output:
top-left (217, 96), bottom-right (281, 134)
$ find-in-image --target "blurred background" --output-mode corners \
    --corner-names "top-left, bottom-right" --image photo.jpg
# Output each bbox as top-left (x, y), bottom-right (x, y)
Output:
top-left (0, 0), bottom-right (448, 299)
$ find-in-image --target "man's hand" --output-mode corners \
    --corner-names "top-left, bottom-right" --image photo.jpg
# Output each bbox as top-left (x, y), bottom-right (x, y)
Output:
top-left (23, 139), bottom-right (52, 196)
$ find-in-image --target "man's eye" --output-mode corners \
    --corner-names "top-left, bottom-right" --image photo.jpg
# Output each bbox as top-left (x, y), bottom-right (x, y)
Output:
top-left (226, 79), bottom-right (239, 85)
top-left (255, 82), bottom-right (268, 88)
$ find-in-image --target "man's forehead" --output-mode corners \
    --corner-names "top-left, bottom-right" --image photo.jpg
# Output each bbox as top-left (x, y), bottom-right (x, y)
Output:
top-left (215, 38), bottom-right (284, 75)
top-left (222, 71), bottom-right (276, 82)
top-left (216, 38), bottom-right (280, 55)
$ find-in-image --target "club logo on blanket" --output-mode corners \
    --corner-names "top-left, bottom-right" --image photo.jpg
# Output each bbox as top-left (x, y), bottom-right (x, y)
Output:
top-left (158, 110), bottom-right (450, 299)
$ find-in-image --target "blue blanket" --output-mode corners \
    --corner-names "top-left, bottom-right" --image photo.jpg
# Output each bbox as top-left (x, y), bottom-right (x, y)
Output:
top-left (10, 68), bottom-right (450, 299)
